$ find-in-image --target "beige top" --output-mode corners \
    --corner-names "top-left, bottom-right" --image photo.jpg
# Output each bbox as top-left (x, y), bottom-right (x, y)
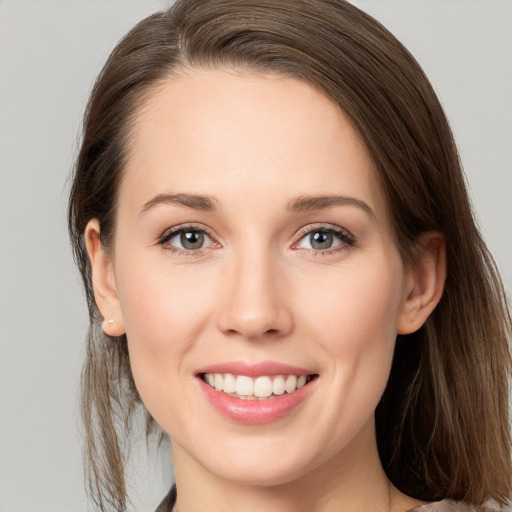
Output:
top-left (409, 501), bottom-right (509, 511)
top-left (157, 488), bottom-right (510, 512)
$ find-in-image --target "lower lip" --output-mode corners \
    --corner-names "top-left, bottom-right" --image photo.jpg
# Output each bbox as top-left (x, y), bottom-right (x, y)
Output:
top-left (198, 377), bottom-right (316, 425)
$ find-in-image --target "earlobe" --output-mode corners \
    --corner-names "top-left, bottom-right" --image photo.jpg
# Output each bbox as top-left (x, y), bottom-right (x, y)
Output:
top-left (84, 219), bottom-right (126, 337)
top-left (397, 231), bottom-right (447, 335)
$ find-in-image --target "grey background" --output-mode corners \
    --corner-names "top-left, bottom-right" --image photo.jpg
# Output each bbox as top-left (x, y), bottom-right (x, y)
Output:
top-left (0, 1), bottom-right (510, 511)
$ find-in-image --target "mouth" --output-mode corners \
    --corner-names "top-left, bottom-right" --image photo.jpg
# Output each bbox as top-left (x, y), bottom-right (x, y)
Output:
top-left (201, 372), bottom-right (317, 400)
top-left (196, 361), bottom-right (318, 424)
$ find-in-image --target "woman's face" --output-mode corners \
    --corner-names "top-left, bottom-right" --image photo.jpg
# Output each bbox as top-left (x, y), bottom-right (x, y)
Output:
top-left (97, 70), bottom-right (417, 485)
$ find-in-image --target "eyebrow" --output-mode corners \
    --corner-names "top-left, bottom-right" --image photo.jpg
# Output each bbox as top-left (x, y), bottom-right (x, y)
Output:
top-left (140, 193), bottom-right (219, 214)
top-left (286, 195), bottom-right (374, 216)
top-left (140, 192), bottom-right (373, 217)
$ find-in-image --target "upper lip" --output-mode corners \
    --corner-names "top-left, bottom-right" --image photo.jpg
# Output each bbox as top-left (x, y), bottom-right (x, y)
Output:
top-left (195, 360), bottom-right (316, 377)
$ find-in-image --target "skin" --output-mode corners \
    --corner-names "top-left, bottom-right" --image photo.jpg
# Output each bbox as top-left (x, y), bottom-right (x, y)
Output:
top-left (86, 69), bottom-right (446, 512)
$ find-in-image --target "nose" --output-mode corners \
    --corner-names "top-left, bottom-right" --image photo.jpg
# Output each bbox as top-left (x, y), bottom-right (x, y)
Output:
top-left (216, 247), bottom-right (294, 341)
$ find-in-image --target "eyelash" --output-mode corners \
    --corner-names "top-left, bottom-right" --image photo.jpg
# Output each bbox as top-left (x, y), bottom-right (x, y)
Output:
top-left (156, 224), bottom-right (218, 257)
top-left (292, 224), bottom-right (356, 256)
top-left (156, 223), bottom-right (356, 257)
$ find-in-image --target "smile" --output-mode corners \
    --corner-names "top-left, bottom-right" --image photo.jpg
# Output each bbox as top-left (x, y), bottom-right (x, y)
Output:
top-left (202, 373), bottom-right (315, 400)
top-left (196, 362), bottom-right (318, 424)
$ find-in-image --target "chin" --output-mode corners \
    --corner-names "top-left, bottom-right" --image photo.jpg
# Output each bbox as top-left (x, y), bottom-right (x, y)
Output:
top-left (186, 435), bottom-right (329, 488)
top-left (211, 460), bottom-right (314, 488)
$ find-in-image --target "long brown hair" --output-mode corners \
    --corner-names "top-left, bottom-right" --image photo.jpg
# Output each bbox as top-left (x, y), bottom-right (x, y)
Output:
top-left (68, 0), bottom-right (512, 510)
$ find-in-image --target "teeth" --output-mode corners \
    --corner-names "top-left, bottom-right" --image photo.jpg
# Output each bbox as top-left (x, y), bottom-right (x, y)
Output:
top-left (285, 375), bottom-right (297, 393)
top-left (223, 373), bottom-right (236, 393)
top-left (235, 375), bottom-right (253, 396)
top-left (272, 375), bottom-right (285, 395)
top-left (214, 373), bottom-right (223, 391)
top-left (203, 372), bottom-right (313, 398)
top-left (254, 376), bottom-right (273, 398)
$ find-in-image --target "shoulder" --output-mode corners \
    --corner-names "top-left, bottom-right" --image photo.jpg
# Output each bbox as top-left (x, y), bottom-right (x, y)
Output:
top-left (409, 501), bottom-right (512, 512)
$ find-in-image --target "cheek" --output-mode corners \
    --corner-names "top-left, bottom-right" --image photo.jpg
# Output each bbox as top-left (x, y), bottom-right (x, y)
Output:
top-left (304, 258), bottom-right (403, 348)
top-left (300, 253), bottom-right (404, 402)
top-left (114, 257), bottom-right (217, 407)
top-left (291, 256), bottom-right (404, 448)
top-left (117, 248), bottom-right (217, 339)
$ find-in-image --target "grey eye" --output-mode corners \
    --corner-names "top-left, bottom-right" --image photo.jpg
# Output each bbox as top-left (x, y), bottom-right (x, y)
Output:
top-left (167, 229), bottom-right (212, 250)
top-left (309, 231), bottom-right (333, 250)
top-left (296, 229), bottom-right (346, 251)
top-left (180, 230), bottom-right (205, 249)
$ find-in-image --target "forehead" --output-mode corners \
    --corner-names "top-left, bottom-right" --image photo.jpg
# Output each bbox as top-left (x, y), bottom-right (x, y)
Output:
top-left (119, 69), bottom-right (388, 223)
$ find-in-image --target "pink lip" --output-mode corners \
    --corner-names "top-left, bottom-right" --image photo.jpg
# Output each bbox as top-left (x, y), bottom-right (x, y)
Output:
top-left (195, 361), bottom-right (317, 425)
top-left (196, 360), bottom-right (314, 377)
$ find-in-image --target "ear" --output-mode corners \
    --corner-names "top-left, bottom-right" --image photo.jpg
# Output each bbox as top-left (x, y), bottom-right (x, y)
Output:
top-left (397, 231), bottom-right (447, 335)
top-left (84, 219), bottom-right (126, 337)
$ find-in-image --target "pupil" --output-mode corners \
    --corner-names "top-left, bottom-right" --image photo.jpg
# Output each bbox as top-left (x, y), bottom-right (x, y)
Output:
top-left (310, 231), bottom-right (333, 250)
top-left (181, 231), bottom-right (204, 249)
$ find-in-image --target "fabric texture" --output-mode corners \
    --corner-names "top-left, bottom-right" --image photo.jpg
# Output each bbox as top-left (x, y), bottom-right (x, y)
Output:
top-left (156, 487), bottom-right (509, 512)
top-left (408, 501), bottom-right (509, 511)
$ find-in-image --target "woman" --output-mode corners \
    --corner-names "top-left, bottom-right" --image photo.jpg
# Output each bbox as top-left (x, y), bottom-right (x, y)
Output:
top-left (68, 0), bottom-right (512, 511)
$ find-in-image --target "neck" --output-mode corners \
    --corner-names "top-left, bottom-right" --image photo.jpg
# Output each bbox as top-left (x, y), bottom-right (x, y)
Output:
top-left (170, 421), bottom-right (421, 512)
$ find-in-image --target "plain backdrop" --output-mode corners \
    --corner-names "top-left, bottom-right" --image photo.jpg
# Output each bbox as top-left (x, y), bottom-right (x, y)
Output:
top-left (0, 1), bottom-right (510, 511)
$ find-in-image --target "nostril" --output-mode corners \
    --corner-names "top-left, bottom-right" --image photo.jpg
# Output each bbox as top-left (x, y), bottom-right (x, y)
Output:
top-left (217, 297), bottom-right (294, 340)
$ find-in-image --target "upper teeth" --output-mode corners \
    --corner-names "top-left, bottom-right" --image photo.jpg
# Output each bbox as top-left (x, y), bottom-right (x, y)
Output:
top-left (204, 373), bottom-right (308, 398)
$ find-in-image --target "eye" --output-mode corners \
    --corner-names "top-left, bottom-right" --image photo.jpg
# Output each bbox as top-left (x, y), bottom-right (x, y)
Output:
top-left (172, 230), bottom-right (208, 250)
top-left (158, 225), bottom-right (216, 252)
top-left (293, 225), bottom-right (355, 253)
top-left (302, 231), bottom-right (338, 250)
